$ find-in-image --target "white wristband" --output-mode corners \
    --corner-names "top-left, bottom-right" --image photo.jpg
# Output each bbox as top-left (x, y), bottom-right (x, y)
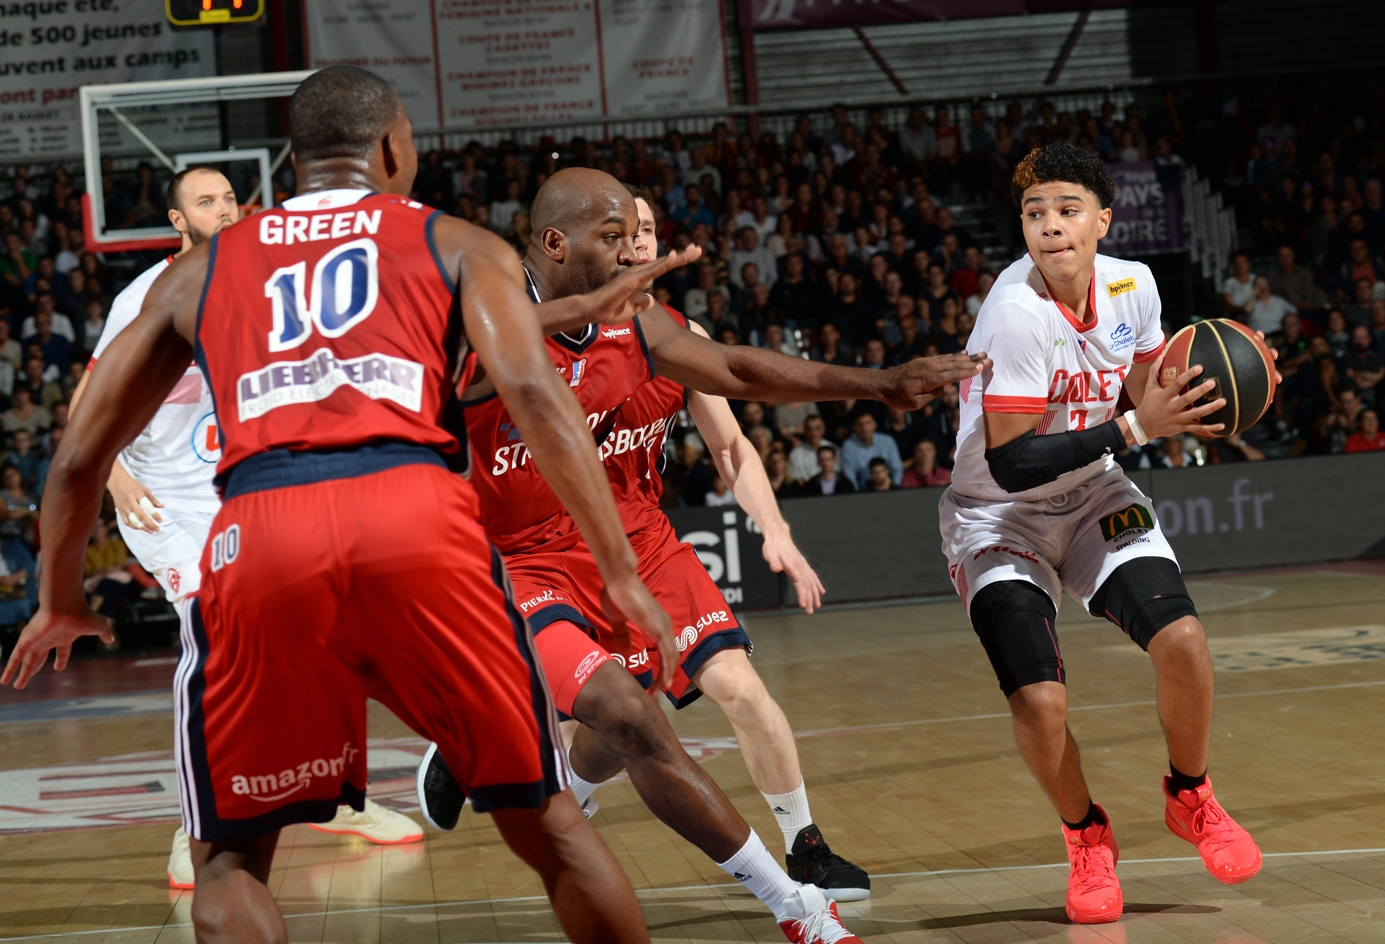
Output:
top-left (1125, 411), bottom-right (1149, 447)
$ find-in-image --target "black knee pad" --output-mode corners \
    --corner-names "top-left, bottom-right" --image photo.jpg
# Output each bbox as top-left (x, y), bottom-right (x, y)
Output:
top-left (968, 580), bottom-right (1064, 698)
top-left (1088, 557), bottom-right (1198, 651)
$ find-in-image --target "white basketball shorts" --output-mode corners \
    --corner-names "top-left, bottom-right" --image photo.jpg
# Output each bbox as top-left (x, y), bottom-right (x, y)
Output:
top-left (940, 465), bottom-right (1178, 619)
top-left (118, 503), bottom-right (217, 604)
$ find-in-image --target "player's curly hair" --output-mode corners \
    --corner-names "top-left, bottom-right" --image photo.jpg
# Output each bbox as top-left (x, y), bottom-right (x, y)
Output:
top-left (1011, 141), bottom-right (1117, 208)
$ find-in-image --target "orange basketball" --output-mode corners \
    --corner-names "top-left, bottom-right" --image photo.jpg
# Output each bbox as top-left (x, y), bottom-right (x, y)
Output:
top-left (1159, 319), bottom-right (1277, 437)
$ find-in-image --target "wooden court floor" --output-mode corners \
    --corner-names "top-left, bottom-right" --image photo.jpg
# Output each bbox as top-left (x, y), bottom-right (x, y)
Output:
top-left (2, 562), bottom-right (1383, 943)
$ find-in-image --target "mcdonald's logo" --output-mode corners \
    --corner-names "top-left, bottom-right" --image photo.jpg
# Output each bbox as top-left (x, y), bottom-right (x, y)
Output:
top-left (1100, 503), bottom-right (1153, 542)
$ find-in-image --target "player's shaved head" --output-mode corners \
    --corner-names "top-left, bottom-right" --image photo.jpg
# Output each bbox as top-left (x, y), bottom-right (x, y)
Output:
top-left (526, 168), bottom-right (638, 298)
top-left (529, 167), bottom-right (633, 237)
top-left (289, 66), bottom-right (403, 163)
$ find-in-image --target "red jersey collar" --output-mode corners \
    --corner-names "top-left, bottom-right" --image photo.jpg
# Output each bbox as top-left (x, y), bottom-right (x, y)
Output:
top-left (1040, 270), bottom-right (1100, 333)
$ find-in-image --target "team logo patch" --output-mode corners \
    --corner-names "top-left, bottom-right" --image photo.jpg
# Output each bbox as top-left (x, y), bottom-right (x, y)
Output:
top-left (1106, 277), bottom-right (1136, 297)
top-left (1108, 322), bottom-right (1135, 353)
top-left (1100, 503), bottom-right (1153, 542)
top-left (569, 358), bottom-right (586, 387)
top-left (191, 411), bottom-right (221, 463)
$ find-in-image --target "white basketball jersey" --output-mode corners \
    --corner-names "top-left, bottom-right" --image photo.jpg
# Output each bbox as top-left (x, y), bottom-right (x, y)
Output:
top-left (90, 258), bottom-right (220, 512)
top-left (950, 253), bottom-right (1165, 503)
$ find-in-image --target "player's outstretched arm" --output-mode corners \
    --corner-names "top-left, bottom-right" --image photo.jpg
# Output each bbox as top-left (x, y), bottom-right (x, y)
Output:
top-left (983, 354), bottom-right (1227, 494)
top-left (639, 305), bottom-right (988, 409)
top-left (438, 219), bottom-right (676, 689)
top-left (684, 324), bottom-right (824, 613)
top-left (534, 246), bottom-right (702, 334)
top-left (2, 249), bottom-right (207, 689)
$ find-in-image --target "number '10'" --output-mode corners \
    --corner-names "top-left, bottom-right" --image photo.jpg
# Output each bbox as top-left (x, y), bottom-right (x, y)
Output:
top-left (264, 238), bottom-right (381, 352)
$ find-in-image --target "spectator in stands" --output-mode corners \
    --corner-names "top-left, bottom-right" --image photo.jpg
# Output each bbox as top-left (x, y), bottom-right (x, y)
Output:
top-left (771, 253), bottom-right (817, 328)
top-left (0, 463), bottom-right (37, 554)
top-left (1345, 409), bottom-right (1384, 452)
top-left (965, 270), bottom-right (995, 316)
top-left (1158, 436), bottom-right (1193, 469)
top-left (705, 292), bottom-right (739, 341)
top-left (826, 273), bottom-right (875, 349)
top-left (25, 291), bottom-right (74, 343)
top-left (670, 432), bottom-right (715, 508)
top-left (1245, 276), bottom-right (1297, 335)
top-left (788, 414), bottom-right (835, 483)
top-left (84, 515), bottom-right (139, 618)
top-left (764, 446), bottom-right (791, 497)
top-left (921, 383), bottom-right (961, 466)
top-left (901, 439), bottom-right (951, 488)
top-left (1220, 251), bottom-right (1256, 316)
top-left (840, 412), bottom-right (902, 488)
top-left (1331, 238), bottom-right (1384, 299)
top-left (2, 386), bottom-right (48, 436)
top-left (729, 228), bottom-right (776, 290)
top-left (1325, 309), bottom-right (1352, 361)
top-left (3, 430), bottom-right (39, 488)
top-left (674, 184), bottom-right (715, 231)
top-left (77, 297), bottom-right (106, 357)
top-left (1343, 325), bottom-right (1385, 407)
top-left (18, 354), bottom-right (61, 407)
top-left (798, 445), bottom-right (855, 497)
top-left (1267, 245), bottom-right (1325, 312)
top-left (0, 321), bottom-right (19, 370)
top-left (864, 456), bottom-right (897, 492)
top-left (1, 231), bottom-right (34, 282)
top-left (1343, 277), bottom-right (1377, 328)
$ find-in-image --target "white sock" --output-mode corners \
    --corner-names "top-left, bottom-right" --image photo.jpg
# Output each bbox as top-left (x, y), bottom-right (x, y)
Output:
top-left (566, 744), bottom-right (601, 807)
top-left (762, 782), bottom-right (812, 854)
top-left (716, 829), bottom-right (800, 920)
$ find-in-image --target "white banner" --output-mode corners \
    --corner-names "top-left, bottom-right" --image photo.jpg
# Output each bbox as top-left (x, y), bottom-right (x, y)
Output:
top-left (0, 0), bottom-right (216, 160)
top-left (303, 0), bottom-right (729, 133)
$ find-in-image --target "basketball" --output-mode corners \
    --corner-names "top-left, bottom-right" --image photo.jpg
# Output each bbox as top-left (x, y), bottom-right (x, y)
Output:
top-left (1159, 319), bottom-right (1277, 437)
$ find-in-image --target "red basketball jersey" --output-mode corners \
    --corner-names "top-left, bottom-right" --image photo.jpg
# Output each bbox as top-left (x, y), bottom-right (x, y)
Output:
top-left (196, 190), bottom-right (469, 475)
top-left (602, 305), bottom-right (689, 552)
top-left (466, 289), bottom-right (654, 554)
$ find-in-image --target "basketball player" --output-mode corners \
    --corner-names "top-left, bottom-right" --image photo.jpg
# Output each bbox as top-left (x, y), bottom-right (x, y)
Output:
top-left (941, 142), bottom-right (1263, 924)
top-left (4, 67), bottom-right (673, 943)
top-left (416, 169), bottom-right (986, 942)
top-left (68, 167), bottom-right (427, 890)
top-left (559, 186), bottom-right (867, 899)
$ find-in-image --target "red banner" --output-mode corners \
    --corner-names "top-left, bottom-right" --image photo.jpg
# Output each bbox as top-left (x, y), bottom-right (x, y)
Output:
top-left (738, 0), bottom-right (1146, 32)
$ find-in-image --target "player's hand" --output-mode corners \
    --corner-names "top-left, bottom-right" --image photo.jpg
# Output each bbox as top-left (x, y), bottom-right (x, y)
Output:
top-left (761, 525), bottom-right (824, 614)
top-left (109, 462), bottom-right (163, 532)
top-left (881, 352), bottom-right (990, 410)
top-left (600, 572), bottom-right (676, 693)
top-left (1, 608), bottom-right (114, 689)
top-left (585, 246), bottom-right (703, 326)
top-left (1133, 353), bottom-right (1226, 439)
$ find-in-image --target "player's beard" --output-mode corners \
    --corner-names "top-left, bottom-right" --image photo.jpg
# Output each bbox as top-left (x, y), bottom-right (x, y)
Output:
top-left (570, 251), bottom-right (623, 295)
top-left (186, 216), bottom-right (234, 246)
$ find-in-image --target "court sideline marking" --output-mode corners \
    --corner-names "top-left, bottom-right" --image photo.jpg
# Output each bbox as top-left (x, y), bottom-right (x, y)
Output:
top-left (792, 677), bottom-right (1385, 739)
top-left (2, 847), bottom-right (1382, 942)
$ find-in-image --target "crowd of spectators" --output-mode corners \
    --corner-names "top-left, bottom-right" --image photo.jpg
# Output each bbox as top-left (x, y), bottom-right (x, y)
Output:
top-left (4, 76), bottom-right (1385, 520)
top-left (0, 162), bottom-right (165, 632)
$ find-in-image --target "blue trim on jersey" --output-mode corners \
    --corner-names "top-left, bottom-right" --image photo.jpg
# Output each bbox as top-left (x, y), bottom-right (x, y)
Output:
top-left (633, 316), bottom-right (656, 380)
top-left (466, 546), bottom-right (565, 813)
top-left (221, 442), bottom-right (445, 500)
top-left (183, 599), bottom-right (365, 842)
top-left (667, 627), bottom-right (753, 710)
top-left (192, 235), bottom-right (224, 451)
top-left (526, 603), bottom-right (596, 634)
top-left (425, 210), bottom-right (455, 295)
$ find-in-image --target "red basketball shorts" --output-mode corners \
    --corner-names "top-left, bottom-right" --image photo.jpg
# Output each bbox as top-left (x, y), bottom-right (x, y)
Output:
top-left (504, 515), bottom-right (751, 714)
top-left (175, 445), bottom-right (566, 843)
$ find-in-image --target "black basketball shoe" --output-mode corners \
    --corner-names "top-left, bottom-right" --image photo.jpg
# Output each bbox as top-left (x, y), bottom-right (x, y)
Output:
top-left (415, 742), bottom-right (466, 831)
top-left (785, 824), bottom-right (871, 901)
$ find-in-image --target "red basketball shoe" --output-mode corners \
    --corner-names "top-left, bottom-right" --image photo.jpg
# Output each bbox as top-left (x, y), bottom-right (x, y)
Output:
top-left (1163, 777), bottom-right (1262, 884)
top-left (1062, 806), bottom-right (1122, 924)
